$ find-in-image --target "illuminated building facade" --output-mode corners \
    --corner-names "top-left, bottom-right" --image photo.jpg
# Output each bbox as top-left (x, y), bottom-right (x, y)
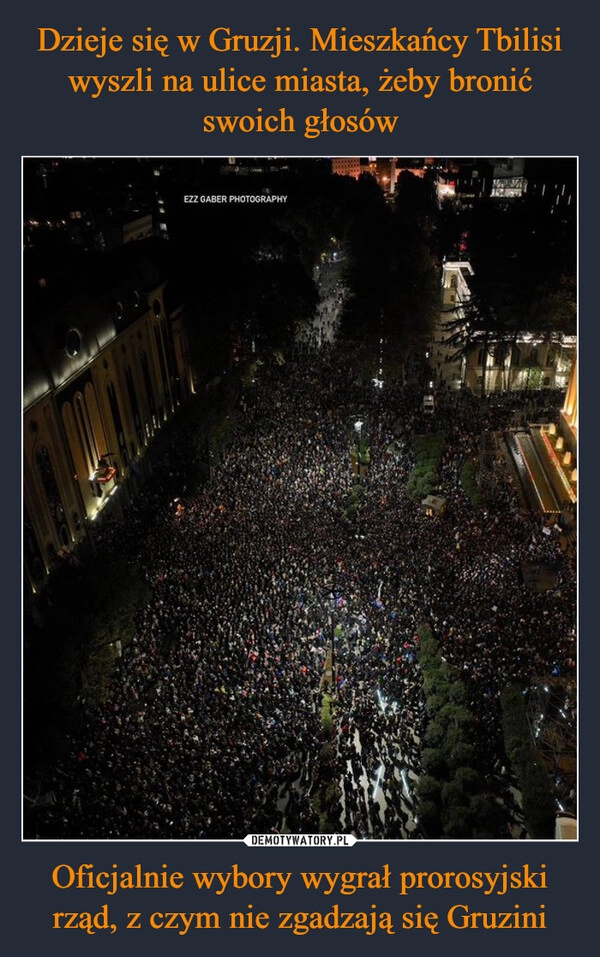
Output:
top-left (331, 157), bottom-right (362, 179)
top-left (490, 157), bottom-right (527, 201)
top-left (537, 350), bottom-right (578, 511)
top-left (434, 260), bottom-right (577, 522)
top-left (561, 351), bottom-right (578, 446)
top-left (23, 242), bottom-right (194, 594)
top-left (435, 260), bottom-right (576, 395)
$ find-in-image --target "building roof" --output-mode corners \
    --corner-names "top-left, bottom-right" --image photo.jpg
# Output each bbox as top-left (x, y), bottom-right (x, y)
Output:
top-left (23, 239), bottom-right (169, 410)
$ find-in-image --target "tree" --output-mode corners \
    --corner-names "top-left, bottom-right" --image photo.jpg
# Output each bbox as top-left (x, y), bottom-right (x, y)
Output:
top-left (393, 169), bottom-right (439, 230)
top-left (248, 258), bottom-right (318, 351)
top-left (501, 684), bottom-right (558, 838)
top-left (440, 184), bottom-right (576, 394)
top-left (24, 554), bottom-right (150, 771)
top-left (443, 805), bottom-right (475, 838)
top-left (338, 173), bottom-right (439, 378)
top-left (417, 799), bottom-right (442, 838)
top-left (526, 273), bottom-right (577, 340)
top-left (442, 288), bottom-right (519, 396)
top-left (421, 747), bottom-right (448, 778)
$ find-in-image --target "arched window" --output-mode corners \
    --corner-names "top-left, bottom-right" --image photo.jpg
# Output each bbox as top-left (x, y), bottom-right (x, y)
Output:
top-left (140, 351), bottom-right (156, 428)
top-left (74, 393), bottom-right (98, 474)
top-left (106, 381), bottom-right (128, 466)
top-left (35, 445), bottom-right (66, 533)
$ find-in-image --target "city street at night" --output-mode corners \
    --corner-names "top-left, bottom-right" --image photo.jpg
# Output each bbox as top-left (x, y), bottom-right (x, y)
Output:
top-left (23, 157), bottom-right (577, 840)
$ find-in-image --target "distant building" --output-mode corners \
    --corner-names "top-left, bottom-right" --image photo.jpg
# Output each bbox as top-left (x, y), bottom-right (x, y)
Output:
top-left (535, 351), bottom-right (578, 520)
top-left (433, 260), bottom-right (475, 388)
top-left (434, 260), bottom-right (576, 394)
top-left (331, 157), bottom-right (362, 180)
top-left (439, 159), bottom-right (494, 208)
top-left (23, 157), bottom-right (161, 253)
top-left (433, 260), bottom-right (578, 523)
top-left (332, 157), bottom-right (429, 195)
top-left (490, 157), bottom-right (527, 201)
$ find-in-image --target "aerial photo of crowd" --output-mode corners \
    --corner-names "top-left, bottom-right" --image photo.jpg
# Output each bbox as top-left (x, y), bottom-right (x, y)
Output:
top-left (25, 300), bottom-right (576, 840)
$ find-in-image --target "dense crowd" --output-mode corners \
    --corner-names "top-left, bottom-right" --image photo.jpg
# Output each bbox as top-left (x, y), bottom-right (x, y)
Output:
top-left (25, 338), bottom-right (576, 840)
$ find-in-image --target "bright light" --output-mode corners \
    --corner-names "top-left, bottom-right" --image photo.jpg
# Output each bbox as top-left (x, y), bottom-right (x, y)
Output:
top-left (372, 763), bottom-right (385, 801)
top-left (401, 769), bottom-right (411, 797)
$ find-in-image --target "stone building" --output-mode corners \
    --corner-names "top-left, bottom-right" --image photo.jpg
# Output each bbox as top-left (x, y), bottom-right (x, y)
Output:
top-left (23, 240), bottom-right (194, 595)
top-left (434, 260), bottom-right (575, 394)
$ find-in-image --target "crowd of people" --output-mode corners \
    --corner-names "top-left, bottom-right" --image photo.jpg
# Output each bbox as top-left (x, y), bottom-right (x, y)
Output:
top-left (25, 331), bottom-right (577, 839)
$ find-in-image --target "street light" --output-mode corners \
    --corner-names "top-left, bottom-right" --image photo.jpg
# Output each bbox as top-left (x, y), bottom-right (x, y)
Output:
top-left (351, 417), bottom-right (369, 480)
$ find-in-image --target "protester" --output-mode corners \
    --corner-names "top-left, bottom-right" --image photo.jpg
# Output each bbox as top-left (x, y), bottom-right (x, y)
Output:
top-left (27, 280), bottom-right (576, 840)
